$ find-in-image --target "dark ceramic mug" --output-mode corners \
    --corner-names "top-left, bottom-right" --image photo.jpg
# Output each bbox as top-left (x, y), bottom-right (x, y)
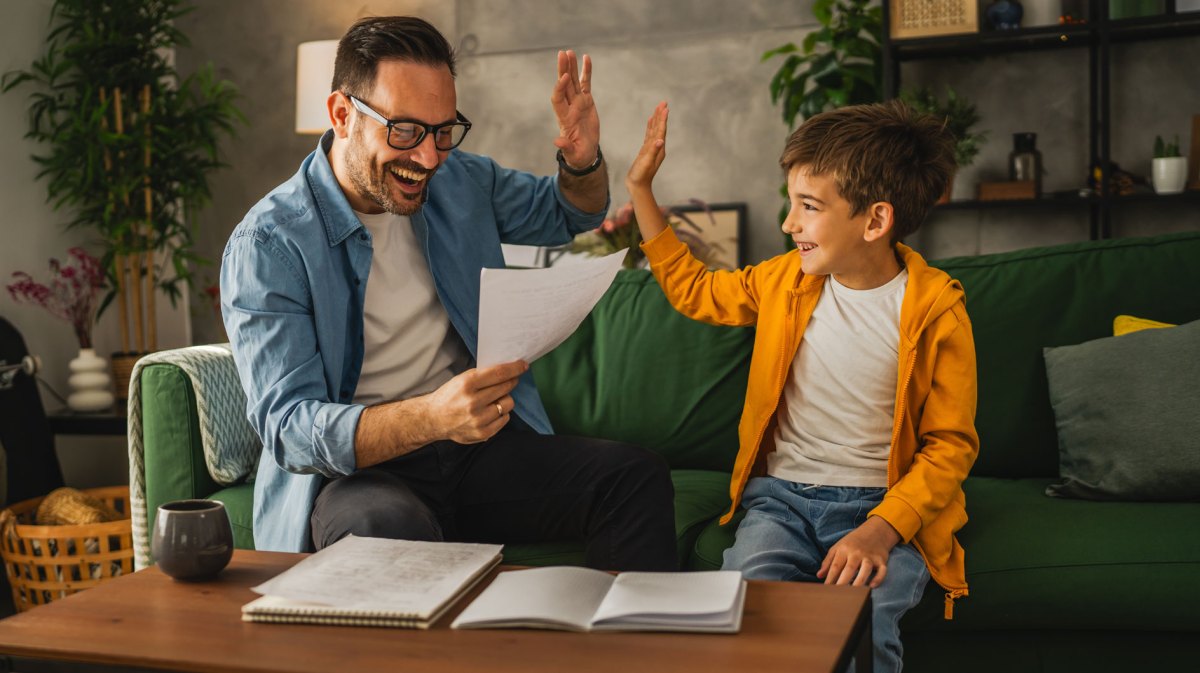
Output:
top-left (151, 499), bottom-right (234, 581)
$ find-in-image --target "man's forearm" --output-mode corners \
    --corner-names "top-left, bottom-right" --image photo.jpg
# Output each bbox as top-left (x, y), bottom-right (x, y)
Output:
top-left (558, 159), bottom-right (609, 213)
top-left (353, 397), bottom-right (441, 469)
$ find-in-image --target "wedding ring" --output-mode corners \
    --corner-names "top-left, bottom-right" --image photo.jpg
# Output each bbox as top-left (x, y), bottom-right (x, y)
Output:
top-left (495, 402), bottom-right (504, 418)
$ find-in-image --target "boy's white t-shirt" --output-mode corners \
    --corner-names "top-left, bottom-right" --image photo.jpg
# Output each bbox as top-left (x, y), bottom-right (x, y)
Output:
top-left (768, 268), bottom-right (909, 488)
top-left (352, 210), bottom-right (470, 406)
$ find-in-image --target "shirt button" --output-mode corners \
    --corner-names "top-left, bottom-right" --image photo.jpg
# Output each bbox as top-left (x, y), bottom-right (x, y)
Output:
top-left (359, 233), bottom-right (367, 241)
top-left (354, 278), bottom-right (361, 286)
top-left (340, 389), bottom-right (350, 399)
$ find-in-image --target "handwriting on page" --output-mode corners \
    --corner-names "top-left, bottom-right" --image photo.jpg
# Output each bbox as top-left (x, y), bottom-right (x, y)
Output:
top-left (477, 250), bottom-right (626, 368)
top-left (250, 537), bottom-right (500, 611)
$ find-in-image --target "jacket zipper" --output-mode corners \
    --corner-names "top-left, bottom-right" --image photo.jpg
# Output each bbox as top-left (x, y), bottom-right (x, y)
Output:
top-left (944, 589), bottom-right (966, 620)
top-left (736, 292), bottom-right (800, 510)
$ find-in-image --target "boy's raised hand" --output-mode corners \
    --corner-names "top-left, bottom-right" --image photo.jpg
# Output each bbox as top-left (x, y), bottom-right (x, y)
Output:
top-left (625, 102), bottom-right (669, 194)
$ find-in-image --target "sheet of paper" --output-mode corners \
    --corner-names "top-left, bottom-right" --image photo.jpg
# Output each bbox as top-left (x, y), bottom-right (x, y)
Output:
top-left (250, 535), bottom-right (502, 613)
top-left (477, 249), bottom-right (626, 368)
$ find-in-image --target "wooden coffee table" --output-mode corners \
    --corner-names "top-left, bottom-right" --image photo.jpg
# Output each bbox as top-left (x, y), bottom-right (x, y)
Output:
top-left (0, 550), bottom-right (872, 673)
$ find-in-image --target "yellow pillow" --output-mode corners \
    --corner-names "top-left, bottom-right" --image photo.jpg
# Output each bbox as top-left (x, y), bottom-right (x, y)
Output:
top-left (1113, 315), bottom-right (1175, 336)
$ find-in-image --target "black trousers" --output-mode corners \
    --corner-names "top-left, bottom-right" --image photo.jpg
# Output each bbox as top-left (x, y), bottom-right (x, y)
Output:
top-left (310, 428), bottom-right (678, 571)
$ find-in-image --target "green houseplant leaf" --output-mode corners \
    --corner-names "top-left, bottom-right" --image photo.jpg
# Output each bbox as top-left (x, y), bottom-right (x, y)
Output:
top-left (762, 0), bottom-right (883, 234)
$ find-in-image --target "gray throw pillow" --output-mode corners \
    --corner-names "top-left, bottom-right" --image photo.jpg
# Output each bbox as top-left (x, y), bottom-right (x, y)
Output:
top-left (1044, 318), bottom-right (1200, 501)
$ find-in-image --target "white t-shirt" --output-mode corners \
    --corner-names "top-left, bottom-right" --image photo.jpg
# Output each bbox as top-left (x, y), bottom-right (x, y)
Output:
top-left (352, 210), bottom-right (470, 406)
top-left (768, 268), bottom-right (909, 487)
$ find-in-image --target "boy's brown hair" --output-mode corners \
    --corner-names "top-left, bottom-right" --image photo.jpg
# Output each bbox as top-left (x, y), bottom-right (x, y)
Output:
top-left (779, 100), bottom-right (956, 241)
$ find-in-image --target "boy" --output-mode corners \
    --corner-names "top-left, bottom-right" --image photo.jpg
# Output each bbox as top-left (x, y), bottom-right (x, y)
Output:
top-left (625, 100), bottom-right (978, 672)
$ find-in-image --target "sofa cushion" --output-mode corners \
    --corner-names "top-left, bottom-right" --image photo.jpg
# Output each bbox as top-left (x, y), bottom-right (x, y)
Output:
top-left (532, 270), bottom-right (752, 472)
top-left (209, 483), bottom-right (255, 550)
top-left (930, 231), bottom-right (1200, 479)
top-left (907, 477), bottom-right (1200, 631)
top-left (1043, 319), bottom-right (1200, 501)
top-left (141, 364), bottom-right (222, 528)
top-left (503, 469), bottom-right (731, 568)
top-left (688, 511), bottom-right (741, 571)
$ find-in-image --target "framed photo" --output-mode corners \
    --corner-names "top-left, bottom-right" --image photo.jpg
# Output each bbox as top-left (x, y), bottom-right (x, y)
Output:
top-left (889, 0), bottom-right (978, 40)
top-left (667, 201), bottom-right (746, 271)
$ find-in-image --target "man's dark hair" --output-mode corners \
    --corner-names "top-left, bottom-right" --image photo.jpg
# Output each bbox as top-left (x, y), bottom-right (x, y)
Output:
top-left (779, 100), bottom-right (956, 242)
top-left (332, 16), bottom-right (457, 98)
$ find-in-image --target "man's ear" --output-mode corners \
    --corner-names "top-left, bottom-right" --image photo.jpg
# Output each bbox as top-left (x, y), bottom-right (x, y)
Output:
top-left (863, 201), bottom-right (895, 244)
top-left (329, 92), bottom-right (352, 139)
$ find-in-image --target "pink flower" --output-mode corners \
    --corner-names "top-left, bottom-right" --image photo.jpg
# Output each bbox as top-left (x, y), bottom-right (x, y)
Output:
top-left (7, 248), bottom-right (106, 349)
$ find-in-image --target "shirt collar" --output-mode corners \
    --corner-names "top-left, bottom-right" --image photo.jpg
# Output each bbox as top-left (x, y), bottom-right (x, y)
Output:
top-left (307, 130), bottom-right (366, 247)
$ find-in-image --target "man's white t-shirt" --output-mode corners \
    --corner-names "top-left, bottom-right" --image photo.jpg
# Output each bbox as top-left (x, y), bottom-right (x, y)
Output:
top-left (352, 210), bottom-right (470, 406)
top-left (769, 269), bottom-right (909, 487)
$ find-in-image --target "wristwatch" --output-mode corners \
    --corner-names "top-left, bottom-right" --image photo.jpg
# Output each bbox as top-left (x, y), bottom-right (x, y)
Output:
top-left (556, 146), bottom-right (604, 177)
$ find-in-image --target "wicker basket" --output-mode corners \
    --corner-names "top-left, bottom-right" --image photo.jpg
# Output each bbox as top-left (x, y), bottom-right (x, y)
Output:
top-left (0, 486), bottom-right (133, 612)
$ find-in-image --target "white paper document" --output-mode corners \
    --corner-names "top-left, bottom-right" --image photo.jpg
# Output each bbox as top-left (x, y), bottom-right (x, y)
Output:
top-left (451, 566), bottom-right (746, 633)
top-left (476, 249), bottom-right (626, 368)
top-left (243, 535), bottom-right (502, 627)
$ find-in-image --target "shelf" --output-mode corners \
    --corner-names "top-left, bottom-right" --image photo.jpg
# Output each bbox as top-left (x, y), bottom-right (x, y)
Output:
top-left (934, 189), bottom-right (1200, 211)
top-left (47, 405), bottom-right (127, 436)
top-left (891, 24), bottom-right (1091, 60)
top-left (1108, 189), bottom-right (1200, 204)
top-left (890, 11), bottom-right (1200, 61)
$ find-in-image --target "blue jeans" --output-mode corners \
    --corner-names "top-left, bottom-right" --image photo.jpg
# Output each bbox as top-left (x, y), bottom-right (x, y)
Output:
top-left (722, 477), bottom-right (930, 673)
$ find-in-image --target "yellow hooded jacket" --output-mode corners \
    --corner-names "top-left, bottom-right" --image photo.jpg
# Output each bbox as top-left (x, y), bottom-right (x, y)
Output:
top-left (642, 229), bottom-right (979, 618)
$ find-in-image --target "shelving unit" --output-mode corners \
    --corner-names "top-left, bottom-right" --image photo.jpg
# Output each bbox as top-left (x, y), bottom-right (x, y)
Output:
top-left (882, 0), bottom-right (1200, 240)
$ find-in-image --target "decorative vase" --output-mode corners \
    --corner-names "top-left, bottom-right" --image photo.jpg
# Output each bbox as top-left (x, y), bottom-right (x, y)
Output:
top-left (986, 0), bottom-right (1024, 29)
top-left (1151, 156), bottom-right (1188, 194)
top-left (1009, 132), bottom-right (1043, 196)
top-left (67, 348), bottom-right (115, 412)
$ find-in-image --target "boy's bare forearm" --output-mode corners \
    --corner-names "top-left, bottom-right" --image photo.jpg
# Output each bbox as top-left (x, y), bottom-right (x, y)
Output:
top-left (629, 186), bottom-right (668, 241)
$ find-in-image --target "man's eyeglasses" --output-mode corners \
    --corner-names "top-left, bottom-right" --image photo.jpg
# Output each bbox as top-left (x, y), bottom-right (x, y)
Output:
top-left (347, 94), bottom-right (472, 151)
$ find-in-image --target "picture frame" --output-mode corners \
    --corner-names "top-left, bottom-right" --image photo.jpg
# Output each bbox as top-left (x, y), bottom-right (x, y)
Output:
top-left (889, 0), bottom-right (979, 40)
top-left (667, 201), bottom-right (746, 271)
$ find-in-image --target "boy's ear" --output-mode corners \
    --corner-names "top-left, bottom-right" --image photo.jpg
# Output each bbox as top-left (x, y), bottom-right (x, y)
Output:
top-left (862, 202), bottom-right (895, 244)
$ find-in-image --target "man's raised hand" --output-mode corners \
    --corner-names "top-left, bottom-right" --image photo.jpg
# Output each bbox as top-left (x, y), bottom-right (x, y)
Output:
top-left (550, 50), bottom-right (600, 168)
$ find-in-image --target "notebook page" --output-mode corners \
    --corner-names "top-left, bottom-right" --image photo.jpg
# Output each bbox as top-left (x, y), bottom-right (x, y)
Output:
top-left (591, 571), bottom-right (744, 623)
top-left (451, 566), bottom-right (614, 630)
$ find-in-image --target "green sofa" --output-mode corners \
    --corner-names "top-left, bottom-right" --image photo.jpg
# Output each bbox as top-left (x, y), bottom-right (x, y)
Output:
top-left (133, 231), bottom-right (1200, 671)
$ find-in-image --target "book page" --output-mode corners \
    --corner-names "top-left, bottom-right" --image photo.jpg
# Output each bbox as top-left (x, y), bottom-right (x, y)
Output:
top-left (476, 249), bottom-right (625, 368)
top-left (250, 536), bottom-right (502, 616)
top-left (451, 566), bottom-right (615, 631)
top-left (591, 571), bottom-right (744, 628)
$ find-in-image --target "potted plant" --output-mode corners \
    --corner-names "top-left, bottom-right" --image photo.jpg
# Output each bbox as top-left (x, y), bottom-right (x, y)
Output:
top-left (900, 85), bottom-right (987, 202)
top-left (761, 0), bottom-right (883, 235)
top-left (2, 0), bottom-right (242, 394)
top-left (1151, 135), bottom-right (1188, 195)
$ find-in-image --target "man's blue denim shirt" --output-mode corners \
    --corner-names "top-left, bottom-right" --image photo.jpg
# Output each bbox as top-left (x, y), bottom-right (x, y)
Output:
top-left (220, 132), bottom-right (606, 552)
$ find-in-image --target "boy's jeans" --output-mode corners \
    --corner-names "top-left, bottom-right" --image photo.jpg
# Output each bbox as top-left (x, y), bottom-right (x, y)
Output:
top-left (722, 477), bottom-right (929, 673)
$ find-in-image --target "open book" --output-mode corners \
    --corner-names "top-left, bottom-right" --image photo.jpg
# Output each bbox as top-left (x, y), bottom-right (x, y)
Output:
top-left (451, 566), bottom-right (746, 633)
top-left (242, 535), bottom-right (502, 629)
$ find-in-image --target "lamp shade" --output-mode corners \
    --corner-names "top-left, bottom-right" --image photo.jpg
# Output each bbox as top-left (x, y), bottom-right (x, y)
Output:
top-left (295, 40), bottom-right (338, 134)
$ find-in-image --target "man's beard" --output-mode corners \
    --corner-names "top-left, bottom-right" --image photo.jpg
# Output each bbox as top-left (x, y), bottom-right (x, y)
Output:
top-left (345, 135), bottom-right (431, 216)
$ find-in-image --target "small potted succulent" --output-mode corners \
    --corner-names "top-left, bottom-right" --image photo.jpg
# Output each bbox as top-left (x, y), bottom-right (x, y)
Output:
top-left (1151, 135), bottom-right (1188, 195)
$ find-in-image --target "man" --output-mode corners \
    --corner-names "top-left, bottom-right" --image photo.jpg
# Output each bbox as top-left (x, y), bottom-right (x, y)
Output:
top-left (220, 16), bottom-right (676, 570)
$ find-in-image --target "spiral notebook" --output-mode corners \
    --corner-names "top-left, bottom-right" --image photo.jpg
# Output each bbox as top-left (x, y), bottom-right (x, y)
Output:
top-left (241, 536), bottom-right (502, 629)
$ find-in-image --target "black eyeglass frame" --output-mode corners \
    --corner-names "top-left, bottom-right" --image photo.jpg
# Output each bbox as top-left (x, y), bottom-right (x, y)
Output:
top-left (347, 94), bottom-right (472, 151)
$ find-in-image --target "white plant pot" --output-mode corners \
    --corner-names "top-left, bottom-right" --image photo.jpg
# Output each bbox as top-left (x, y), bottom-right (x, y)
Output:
top-left (67, 348), bottom-right (115, 412)
top-left (1151, 156), bottom-right (1188, 194)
